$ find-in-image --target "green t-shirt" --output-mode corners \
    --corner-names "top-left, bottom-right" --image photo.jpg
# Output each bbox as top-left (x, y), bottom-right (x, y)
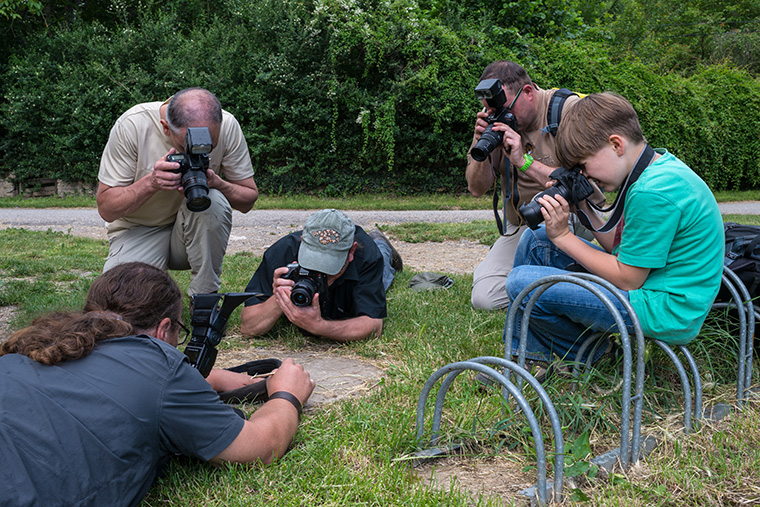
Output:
top-left (614, 149), bottom-right (723, 344)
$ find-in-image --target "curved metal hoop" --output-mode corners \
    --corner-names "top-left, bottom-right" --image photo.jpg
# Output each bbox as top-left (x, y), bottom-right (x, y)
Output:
top-left (415, 357), bottom-right (564, 505)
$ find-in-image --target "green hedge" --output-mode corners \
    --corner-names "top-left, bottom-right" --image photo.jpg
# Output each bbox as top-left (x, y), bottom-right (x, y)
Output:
top-left (1, 0), bottom-right (759, 194)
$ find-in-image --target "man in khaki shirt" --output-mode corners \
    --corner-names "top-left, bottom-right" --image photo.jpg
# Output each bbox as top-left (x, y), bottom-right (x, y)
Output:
top-left (97, 87), bottom-right (258, 296)
top-left (466, 61), bottom-right (582, 310)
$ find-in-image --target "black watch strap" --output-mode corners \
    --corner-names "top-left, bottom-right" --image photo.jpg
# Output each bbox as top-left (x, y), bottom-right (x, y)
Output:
top-left (268, 391), bottom-right (303, 417)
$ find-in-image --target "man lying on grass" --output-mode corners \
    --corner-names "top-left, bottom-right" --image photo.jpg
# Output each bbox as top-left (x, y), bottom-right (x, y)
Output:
top-left (241, 209), bottom-right (402, 342)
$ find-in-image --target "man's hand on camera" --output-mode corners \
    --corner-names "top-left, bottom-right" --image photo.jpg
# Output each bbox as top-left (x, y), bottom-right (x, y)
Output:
top-left (488, 122), bottom-right (525, 167)
top-left (271, 265), bottom-right (295, 298)
top-left (151, 148), bottom-right (183, 192)
top-left (205, 168), bottom-right (224, 190)
top-left (274, 289), bottom-right (322, 332)
top-left (472, 109), bottom-right (490, 142)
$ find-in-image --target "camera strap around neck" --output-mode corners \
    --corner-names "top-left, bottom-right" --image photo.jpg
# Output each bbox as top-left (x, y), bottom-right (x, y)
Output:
top-left (576, 144), bottom-right (656, 233)
top-left (492, 155), bottom-right (523, 236)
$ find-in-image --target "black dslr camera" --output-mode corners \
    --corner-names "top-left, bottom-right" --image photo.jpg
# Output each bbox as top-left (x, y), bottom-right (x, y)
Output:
top-left (184, 292), bottom-right (260, 377)
top-left (470, 79), bottom-right (519, 162)
top-left (519, 166), bottom-right (595, 230)
top-left (166, 126), bottom-right (213, 212)
top-left (283, 262), bottom-right (328, 308)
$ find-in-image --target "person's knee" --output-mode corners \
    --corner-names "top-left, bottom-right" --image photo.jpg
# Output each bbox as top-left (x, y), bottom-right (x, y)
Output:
top-left (505, 266), bottom-right (531, 302)
top-left (471, 290), bottom-right (495, 310)
top-left (205, 189), bottom-right (233, 223)
top-left (517, 227), bottom-right (548, 249)
top-left (180, 189), bottom-right (232, 237)
top-left (471, 279), bottom-right (509, 310)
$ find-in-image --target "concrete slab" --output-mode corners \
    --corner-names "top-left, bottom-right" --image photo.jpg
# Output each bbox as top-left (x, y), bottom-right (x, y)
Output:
top-left (214, 346), bottom-right (385, 407)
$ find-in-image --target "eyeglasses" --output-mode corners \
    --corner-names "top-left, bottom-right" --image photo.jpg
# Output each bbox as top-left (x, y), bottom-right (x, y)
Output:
top-left (506, 85), bottom-right (525, 110)
top-left (175, 320), bottom-right (191, 346)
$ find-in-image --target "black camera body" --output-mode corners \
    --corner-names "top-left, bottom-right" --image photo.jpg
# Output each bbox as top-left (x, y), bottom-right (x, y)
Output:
top-left (471, 79), bottom-right (519, 162)
top-left (519, 166), bottom-right (596, 229)
top-left (184, 292), bottom-right (261, 377)
top-left (283, 262), bottom-right (328, 308)
top-left (166, 126), bottom-right (213, 212)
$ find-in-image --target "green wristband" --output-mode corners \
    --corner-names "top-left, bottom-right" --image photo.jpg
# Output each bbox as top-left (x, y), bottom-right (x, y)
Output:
top-left (519, 154), bottom-right (534, 172)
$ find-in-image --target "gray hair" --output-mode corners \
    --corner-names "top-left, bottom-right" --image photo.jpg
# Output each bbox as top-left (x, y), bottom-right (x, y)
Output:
top-left (165, 87), bottom-right (222, 133)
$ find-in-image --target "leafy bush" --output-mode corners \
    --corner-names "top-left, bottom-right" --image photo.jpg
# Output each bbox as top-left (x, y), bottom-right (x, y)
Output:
top-left (1, 0), bottom-right (759, 194)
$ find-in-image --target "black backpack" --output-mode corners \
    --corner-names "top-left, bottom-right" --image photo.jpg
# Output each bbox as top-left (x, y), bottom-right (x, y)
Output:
top-left (540, 88), bottom-right (584, 137)
top-left (721, 222), bottom-right (760, 301)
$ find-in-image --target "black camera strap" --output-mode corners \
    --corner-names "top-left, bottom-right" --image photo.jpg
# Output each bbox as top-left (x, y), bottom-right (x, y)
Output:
top-left (492, 154), bottom-right (523, 236)
top-left (576, 144), bottom-right (656, 233)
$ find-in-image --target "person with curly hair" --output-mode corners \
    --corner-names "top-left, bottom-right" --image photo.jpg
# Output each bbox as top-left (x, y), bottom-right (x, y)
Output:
top-left (0, 262), bottom-right (313, 507)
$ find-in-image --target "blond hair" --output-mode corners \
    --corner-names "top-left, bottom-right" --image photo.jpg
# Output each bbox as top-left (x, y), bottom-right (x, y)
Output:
top-left (555, 92), bottom-right (646, 169)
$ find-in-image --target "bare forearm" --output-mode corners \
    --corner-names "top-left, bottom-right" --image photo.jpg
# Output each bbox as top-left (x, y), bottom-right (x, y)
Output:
top-left (522, 159), bottom-right (556, 187)
top-left (211, 401), bottom-right (299, 465)
top-left (211, 358), bottom-right (313, 466)
top-left (96, 178), bottom-right (159, 222)
top-left (553, 234), bottom-right (647, 290)
top-left (576, 203), bottom-right (615, 252)
top-left (213, 178), bottom-right (258, 213)
top-left (307, 315), bottom-right (383, 342)
top-left (240, 299), bottom-right (282, 336)
top-left (466, 156), bottom-right (495, 198)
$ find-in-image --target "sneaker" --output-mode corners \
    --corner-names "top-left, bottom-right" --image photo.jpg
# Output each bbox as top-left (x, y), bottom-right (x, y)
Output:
top-left (523, 359), bottom-right (551, 383)
top-left (368, 228), bottom-right (403, 272)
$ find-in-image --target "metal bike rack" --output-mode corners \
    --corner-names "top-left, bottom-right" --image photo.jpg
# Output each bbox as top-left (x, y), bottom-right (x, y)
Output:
top-left (505, 273), bottom-right (647, 467)
top-left (415, 357), bottom-right (564, 505)
top-left (712, 266), bottom-right (756, 405)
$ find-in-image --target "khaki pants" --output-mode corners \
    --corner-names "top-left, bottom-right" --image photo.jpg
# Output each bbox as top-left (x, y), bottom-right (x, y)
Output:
top-left (471, 215), bottom-right (594, 311)
top-left (103, 189), bottom-right (232, 296)
top-left (471, 224), bottom-right (527, 311)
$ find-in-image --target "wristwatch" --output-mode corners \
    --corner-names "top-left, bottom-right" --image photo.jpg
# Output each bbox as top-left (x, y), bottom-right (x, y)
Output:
top-left (519, 154), bottom-right (534, 172)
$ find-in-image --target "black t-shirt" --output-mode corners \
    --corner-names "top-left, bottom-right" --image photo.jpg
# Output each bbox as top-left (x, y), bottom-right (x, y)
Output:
top-left (0, 335), bottom-right (244, 507)
top-left (244, 226), bottom-right (387, 320)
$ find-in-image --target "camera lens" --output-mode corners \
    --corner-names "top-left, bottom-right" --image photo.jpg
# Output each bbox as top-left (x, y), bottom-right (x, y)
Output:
top-left (471, 125), bottom-right (503, 162)
top-left (291, 279), bottom-right (316, 307)
top-left (518, 184), bottom-right (568, 230)
top-left (181, 171), bottom-right (211, 212)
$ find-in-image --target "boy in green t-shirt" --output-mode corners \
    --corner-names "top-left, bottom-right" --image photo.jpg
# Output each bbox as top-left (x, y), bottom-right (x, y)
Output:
top-left (505, 92), bottom-right (724, 371)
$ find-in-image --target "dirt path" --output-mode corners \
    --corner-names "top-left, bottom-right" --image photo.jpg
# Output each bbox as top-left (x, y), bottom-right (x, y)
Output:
top-left (0, 208), bottom-right (492, 274)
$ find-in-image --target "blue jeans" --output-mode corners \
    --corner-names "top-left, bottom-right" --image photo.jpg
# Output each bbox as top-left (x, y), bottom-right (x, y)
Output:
top-left (504, 227), bottom-right (634, 363)
top-left (372, 238), bottom-right (396, 292)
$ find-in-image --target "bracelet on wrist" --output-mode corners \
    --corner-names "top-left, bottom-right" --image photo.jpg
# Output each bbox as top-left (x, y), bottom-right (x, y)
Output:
top-left (268, 391), bottom-right (302, 417)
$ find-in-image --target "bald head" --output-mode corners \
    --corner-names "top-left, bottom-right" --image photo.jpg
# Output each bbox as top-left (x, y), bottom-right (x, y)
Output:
top-left (165, 87), bottom-right (222, 133)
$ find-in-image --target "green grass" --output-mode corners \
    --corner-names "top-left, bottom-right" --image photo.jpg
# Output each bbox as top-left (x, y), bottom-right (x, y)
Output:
top-left (1, 212), bottom-right (759, 506)
top-left (0, 193), bottom-right (491, 211)
top-left (3, 188), bottom-right (760, 210)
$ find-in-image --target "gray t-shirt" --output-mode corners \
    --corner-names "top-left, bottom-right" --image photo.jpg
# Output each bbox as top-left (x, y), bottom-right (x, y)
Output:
top-left (0, 335), bottom-right (244, 507)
